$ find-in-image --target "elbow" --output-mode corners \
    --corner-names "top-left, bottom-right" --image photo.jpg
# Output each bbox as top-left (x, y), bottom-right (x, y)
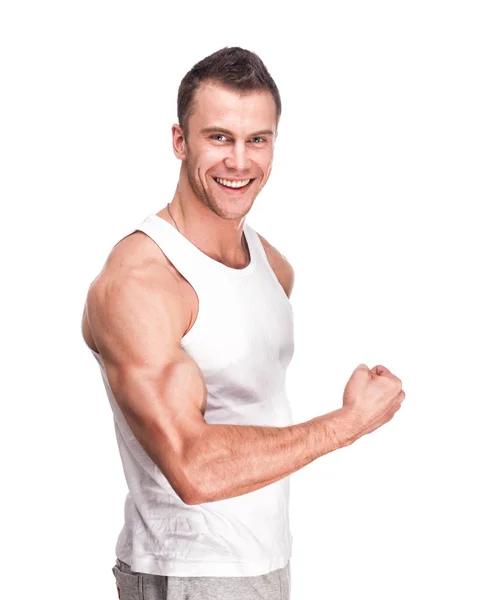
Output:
top-left (170, 431), bottom-right (210, 505)
top-left (181, 489), bottom-right (203, 505)
top-left (177, 439), bottom-right (208, 505)
top-left (179, 478), bottom-right (205, 505)
top-left (181, 459), bottom-right (211, 505)
top-left (176, 462), bottom-right (206, 506)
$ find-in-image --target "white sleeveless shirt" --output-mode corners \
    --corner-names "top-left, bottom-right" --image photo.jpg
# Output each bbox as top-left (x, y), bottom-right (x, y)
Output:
top-left (88, 214), bottom-right (295, 577)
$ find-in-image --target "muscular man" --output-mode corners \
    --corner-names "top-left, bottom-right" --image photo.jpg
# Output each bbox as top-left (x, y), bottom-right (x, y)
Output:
top-left (81, 47), bottom-right (405, 600)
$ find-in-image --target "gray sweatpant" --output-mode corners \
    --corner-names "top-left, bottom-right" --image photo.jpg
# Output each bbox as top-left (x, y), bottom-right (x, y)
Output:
top-left (112, 557), bottom-right (291, 600)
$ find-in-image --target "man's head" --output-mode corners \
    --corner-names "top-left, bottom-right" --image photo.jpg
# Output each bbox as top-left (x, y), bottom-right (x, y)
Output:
top-left (172, 47), bottom-right (281, 221)
top-left (177, 47), bottom-right (281, 137)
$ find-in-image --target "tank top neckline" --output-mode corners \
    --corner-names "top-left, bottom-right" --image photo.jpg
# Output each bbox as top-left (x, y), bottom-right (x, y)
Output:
top-left (149, 213), bottom-right (257, 277)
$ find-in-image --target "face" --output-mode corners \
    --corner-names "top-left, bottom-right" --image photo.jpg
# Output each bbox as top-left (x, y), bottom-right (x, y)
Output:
top-left (172, 82), bottom-right (278, 220)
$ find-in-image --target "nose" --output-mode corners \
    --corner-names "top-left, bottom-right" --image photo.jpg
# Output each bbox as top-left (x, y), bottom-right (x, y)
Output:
top-left (224, 141), bottom-right (251, 172)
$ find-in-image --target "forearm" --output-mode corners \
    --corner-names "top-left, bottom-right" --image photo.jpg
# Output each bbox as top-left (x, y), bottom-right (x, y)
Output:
top-left (186, 407), bottom-right (361, 504)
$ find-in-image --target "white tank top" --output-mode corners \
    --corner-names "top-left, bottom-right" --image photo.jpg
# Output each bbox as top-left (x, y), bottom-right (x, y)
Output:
top-left (88, 213), bottom-right (295, 577)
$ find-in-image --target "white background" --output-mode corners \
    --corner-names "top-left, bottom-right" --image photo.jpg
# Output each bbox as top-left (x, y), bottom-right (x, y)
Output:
top-left (1, 1), bottom-right (482, 599)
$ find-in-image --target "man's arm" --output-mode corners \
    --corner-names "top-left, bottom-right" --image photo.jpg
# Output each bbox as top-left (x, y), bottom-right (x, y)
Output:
top-left (184, 408), bottom-right (360, 504)
top-left (86, 260), bottom-right (361, 506)
top-left (183, 242), bottom-right (362, 503)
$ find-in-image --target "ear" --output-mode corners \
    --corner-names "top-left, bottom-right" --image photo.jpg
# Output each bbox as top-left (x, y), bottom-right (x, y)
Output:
top-left (172, 124), bottom-right (187, 160)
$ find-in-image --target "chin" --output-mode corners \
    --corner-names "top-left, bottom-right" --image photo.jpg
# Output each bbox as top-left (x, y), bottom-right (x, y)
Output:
top-left (212, 199), bottom-right (252, 221)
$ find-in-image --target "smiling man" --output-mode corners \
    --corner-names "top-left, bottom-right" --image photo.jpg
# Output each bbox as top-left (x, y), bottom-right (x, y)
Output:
top-left (180, 83), bottom-right (276, 221)
top-left (81, 47), bottom-right (405, 600)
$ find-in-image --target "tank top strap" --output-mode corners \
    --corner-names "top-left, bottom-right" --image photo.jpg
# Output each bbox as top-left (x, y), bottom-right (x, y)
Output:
top-left (132, 214), bottom-right (216, 288)
top-left (132, 214), bottom-right (261, 282)
top-left (243, 223), bottom-right (268, 266)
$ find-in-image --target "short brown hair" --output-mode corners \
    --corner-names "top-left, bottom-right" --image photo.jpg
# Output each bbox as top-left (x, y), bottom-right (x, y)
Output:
top-left (177, 47), bottom-right (281, 136)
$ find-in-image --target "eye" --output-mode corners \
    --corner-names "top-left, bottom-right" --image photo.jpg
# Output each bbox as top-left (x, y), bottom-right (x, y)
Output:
top-left (251, 137), bottom-right (266, 144)
top-left (211, 134), bottom-right (228, 142)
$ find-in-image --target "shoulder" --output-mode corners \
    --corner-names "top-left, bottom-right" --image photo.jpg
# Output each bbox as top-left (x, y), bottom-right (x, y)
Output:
top-left (85, 231), bottom-right (190, 349)
top-left (255, 231), bottom-right (295, 299)
top-left (95, 229), bottom-right (193, 296)
top-left (88, 232), bottom-right (179, 306)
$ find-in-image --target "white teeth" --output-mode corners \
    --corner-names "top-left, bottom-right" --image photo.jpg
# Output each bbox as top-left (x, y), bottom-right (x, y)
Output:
top-left (215, 177), bottom-right (251, 189)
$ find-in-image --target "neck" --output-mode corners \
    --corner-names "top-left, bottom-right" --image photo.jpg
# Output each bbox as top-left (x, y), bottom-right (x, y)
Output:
top-left (157, 178), bottom-right (249, 269)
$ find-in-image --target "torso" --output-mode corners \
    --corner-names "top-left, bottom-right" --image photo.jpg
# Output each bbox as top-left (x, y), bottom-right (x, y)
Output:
top-left (82, 211), bottom-right (292, 355)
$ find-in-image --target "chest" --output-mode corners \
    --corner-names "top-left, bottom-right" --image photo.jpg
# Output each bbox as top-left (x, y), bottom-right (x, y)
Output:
top-left (180, 270), bottom-right (294, 394)
top-left (178, 237), bottom-right (289, 338)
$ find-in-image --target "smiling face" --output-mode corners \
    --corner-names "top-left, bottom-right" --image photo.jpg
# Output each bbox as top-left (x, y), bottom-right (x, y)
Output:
top-left (172, 81), bottom-right (278, 220)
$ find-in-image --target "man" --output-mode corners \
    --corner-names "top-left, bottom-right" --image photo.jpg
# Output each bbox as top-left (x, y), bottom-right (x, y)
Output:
top-left (81, 47), bottom-right (405, 600)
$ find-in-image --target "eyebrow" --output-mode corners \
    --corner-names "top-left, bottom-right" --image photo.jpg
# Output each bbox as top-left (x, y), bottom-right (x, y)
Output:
top-left (200, 127), bottom-right (274, 137)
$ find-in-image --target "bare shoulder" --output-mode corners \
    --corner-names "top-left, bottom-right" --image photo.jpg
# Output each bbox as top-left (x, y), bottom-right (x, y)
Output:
top-left (83, 231), bottom-right (192, 357)
top-left (255, 231), bottom-right (295, 299)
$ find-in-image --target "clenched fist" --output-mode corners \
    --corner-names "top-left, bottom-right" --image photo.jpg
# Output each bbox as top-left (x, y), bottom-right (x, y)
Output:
top-left (343, 364), bottom-right (406, 437)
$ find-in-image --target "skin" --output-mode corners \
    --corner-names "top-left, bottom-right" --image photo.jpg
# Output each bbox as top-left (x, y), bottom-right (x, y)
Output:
top-left (82, 82), bottom-right (405, 505)
top-left (164, 81), bottom-right (279, 267)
